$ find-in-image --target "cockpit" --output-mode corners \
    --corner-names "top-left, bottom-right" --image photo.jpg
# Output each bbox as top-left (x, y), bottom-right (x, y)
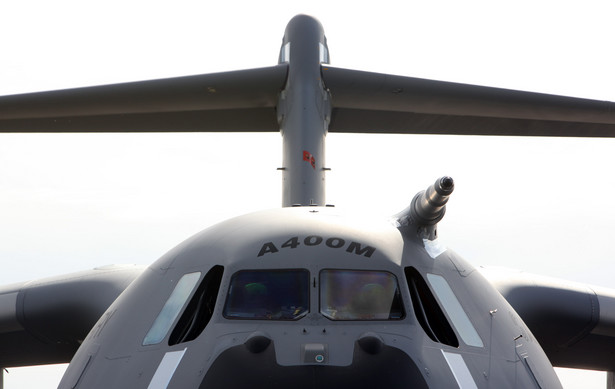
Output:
top-left (320, 270), bottom-right (404, 320)
top-left (224, 269), bottom-right (309, 320)
top-left (222, 268), bottom-right (405, 322)
top-left (141, 258), bottom-right (484, 357)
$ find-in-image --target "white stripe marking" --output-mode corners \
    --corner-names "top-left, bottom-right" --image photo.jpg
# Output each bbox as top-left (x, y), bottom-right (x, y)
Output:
top-left (147, 348), bottom-right (187, 389)
top-left (441, 350), bottom-right (478, 389)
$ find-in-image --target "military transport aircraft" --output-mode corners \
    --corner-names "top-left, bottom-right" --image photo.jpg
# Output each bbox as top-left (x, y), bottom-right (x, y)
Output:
top-left (1, 12), bottom-right (615, 389)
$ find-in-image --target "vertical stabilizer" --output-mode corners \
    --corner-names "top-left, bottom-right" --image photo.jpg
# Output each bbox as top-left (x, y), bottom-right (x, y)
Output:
top-left (277, 15), bottom-right (331, 207)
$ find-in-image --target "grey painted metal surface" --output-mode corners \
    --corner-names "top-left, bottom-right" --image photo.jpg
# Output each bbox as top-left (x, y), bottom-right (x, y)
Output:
top-left (481, 267), bottom-right (615, 371)
top-left (322, 66), bottom-right (615, 136)
top-left (0, 265), bottom-right (144, 367)
top-left (57, 206), bottom-right (562, 388)
top-left (277, 15), bottom-right (331, 206)
top-left (0, 66), bottom-right (288, 132)
top-left (0, 13), bottom-right (614, 389)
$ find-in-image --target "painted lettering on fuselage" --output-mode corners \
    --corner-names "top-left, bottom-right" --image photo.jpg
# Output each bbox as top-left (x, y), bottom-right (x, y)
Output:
top-left (257, 236), bottom-right (376, 258)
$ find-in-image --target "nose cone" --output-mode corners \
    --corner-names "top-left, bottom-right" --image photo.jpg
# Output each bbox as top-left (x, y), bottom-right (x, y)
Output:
top-left (199, 339), bottom-right (428, 389)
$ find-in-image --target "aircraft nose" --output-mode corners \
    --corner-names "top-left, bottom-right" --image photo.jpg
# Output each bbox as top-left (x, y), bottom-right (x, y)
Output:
top-left (199, 336), bottom-right (429, 389)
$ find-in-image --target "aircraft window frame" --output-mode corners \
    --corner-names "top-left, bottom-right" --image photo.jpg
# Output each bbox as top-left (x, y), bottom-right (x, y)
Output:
top-left (279, 42), bottom-right (291, 63)
top-left (169, 265), bottom-right (224, 345)
top-left (319, 42), bottom-right (329, 64)
top-left (319, 269), bottom-right (405, 321)
top-left (223, 269), bottom-right (309, 321)
top-left (426, 273), bottom-right (484, 348)
top-left (143, 271), bottom-right (201, 346)
top-left (405, 266), bottom-right (459, 347)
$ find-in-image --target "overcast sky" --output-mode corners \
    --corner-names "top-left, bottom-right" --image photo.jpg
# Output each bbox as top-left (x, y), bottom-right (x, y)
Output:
top-left (1, 0), bottom-right (614, 387)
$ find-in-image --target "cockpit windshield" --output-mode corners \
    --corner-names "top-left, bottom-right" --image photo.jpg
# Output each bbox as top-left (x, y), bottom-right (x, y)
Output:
top-left (320, 269), bottom-right (405, 320)
top-left (223, 269), bottom-right (309, 320)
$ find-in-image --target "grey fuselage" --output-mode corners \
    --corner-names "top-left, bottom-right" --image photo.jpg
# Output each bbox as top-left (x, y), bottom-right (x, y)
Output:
top-left (59, 207), bottom-right (562, 388)
top-left (48, 14), bottom-right (564, 388)
top-left (3, 8), bottom-right (615, 389)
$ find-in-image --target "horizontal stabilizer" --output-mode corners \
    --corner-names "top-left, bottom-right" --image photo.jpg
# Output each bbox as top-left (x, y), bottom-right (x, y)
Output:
top-left (2, 62), bottom-right (615, 136)
top-left (0, 65), bottom-right (288, 132)
top-left (0, 265), bottom-right (144, 367)
top-left (322, 66), bottom-right (615, 137)
top-left (480, 267), bottom-right (615, 371)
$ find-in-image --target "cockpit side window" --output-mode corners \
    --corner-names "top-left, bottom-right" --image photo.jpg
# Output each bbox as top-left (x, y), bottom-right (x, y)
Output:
top-left (319, 42), bottom-right (329, 64)
top-left (405, 267), bottom-right (459, 347)
top-left (143, 271), bottom-right (202, 346)
top-left (169, 265), bottom-right (224, 345)
top-left (223, 269), bottom-right (309, 320)
top-left (320, 269), bottom-right (405, 321)
top-left (279, 42), bottom-right (290, 63)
